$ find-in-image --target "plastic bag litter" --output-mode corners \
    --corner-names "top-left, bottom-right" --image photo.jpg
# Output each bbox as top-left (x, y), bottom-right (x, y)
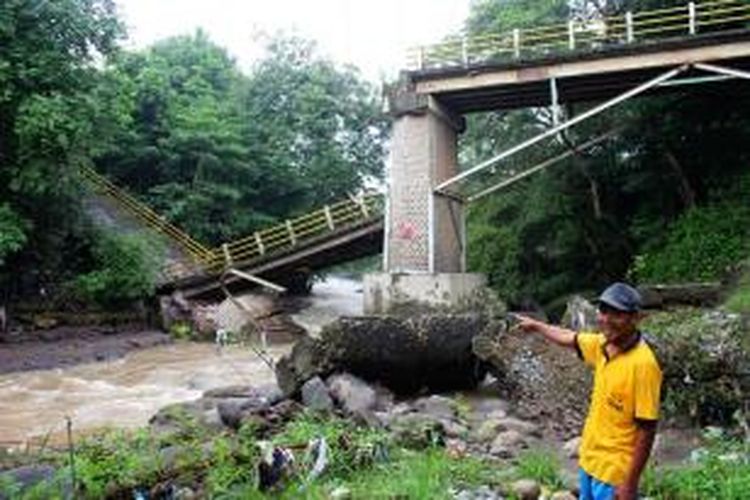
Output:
top-left (258, 442), bottom-right (295, 491)
top-left (305, 437), bottom-right (329, 482)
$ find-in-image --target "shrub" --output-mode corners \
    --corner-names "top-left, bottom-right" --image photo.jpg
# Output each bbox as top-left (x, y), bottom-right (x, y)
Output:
top-left (631, 201), bottom-right (750, 284)
top-left (71, 231), bottom-right (164, 307)
top-left (72, 429), bottom-right (165, 498)
top-left (0, 203), bottom-right (28, 265)
top-left (643, 309), bottom-right (749, 425)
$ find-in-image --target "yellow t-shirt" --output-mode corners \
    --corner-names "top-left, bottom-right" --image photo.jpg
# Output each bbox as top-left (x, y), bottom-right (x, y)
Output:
top-left (576, 332), bottom-right (662, 486)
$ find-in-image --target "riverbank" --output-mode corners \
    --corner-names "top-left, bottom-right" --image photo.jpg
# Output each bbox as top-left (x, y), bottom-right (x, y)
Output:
top-left (0, 326), bottom-right (171, 375)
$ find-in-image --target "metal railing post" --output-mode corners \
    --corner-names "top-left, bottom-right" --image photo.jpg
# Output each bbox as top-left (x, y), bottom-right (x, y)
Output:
top-left (323, 205), bottom-right (335, 230)
top-left (254, 232), bottom-right (265, 255)
top-left (513, 29), bottom-right (521, 58)
top-left (359, 196), bottom-right (370, 218)
top-left (626, 12), bottom-right (634, 42)
top-left (461, 36), bottom-right (469, 66)
top-left (568, 20), bottom-right (575, 50)
top-left (221, 243), bottom-right (233, 267)
top-left (689, 2), bottom-right (696, 35)
top-left (285, 220), bottom-right (297, 245)
top-left (550, 77), bottom-right (560, 127)
top-left (418, 46), bottom-right (425, 70)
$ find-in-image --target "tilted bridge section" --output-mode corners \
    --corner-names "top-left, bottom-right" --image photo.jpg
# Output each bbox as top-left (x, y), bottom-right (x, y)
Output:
top-left (80, 165), bottom-right (383, 300)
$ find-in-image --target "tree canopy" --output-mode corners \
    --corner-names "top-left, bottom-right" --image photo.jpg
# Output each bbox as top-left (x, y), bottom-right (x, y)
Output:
top-left (98, 32), bottom-right (387, 244)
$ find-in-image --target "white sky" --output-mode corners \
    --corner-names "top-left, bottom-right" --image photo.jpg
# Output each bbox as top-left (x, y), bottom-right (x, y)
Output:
top-left (116, 0), bottom-right (470, 82)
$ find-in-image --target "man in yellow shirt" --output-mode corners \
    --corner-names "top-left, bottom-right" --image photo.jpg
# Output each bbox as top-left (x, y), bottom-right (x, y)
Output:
top-left (516, 282), bottom-right (662, 500)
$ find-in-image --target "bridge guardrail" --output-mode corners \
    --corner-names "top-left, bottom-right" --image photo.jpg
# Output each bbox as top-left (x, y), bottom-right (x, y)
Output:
top-left (201, 193), bottom-right (383, 274)
top-left (80, 165), bottom-right (214, 264)
top-left (406, 1), bottom-right (750, 71)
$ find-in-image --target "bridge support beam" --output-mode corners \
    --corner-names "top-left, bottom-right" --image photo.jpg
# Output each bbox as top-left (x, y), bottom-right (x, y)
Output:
top-left (364, 86), bottom-right (485, 314)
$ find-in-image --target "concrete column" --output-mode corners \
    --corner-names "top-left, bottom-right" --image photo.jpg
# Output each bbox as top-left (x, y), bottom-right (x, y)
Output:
top-left (385, 88), bottom-right (465, 273)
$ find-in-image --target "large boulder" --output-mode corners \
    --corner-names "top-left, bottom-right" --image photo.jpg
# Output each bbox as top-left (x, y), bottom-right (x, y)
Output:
top-left (276, 314), bottom-right (490, 396)
top-left (327, 373), bottom-right (377, 417)
top-left (301, 376), bottom-right (334, 412)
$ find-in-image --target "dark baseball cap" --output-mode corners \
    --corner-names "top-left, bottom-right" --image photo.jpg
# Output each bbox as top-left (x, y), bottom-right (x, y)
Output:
top-left (598, 282), bottom-right (642, 313)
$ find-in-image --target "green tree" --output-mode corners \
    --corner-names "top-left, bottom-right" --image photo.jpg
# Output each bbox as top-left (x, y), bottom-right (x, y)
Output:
top-left (100, 32), bottom-right (387, 245)
top-left (0, 0), bottom-right (124, 298)
top-left (237, 35), bottom-right (388, 216)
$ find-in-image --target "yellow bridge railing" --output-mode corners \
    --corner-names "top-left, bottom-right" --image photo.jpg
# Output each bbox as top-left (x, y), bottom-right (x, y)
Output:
top-left (407, 0), bottom-right (750, 71)
top-left (80, 165), bottom-right (213, 264)
top-left (202, 194), bottom-right (383, 274)
top-left (80, 166), bottom-right (384, 282)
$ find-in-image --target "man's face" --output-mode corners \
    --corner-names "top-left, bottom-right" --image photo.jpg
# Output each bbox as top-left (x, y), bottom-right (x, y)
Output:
top-left (597, 303), bottom-right (640, 342)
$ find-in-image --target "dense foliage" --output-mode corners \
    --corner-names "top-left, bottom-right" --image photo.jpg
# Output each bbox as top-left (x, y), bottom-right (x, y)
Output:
top-left (0, 0), bottom-right (125, 302)
top-left (70, 232), bottom-right (165, 307)
top-left (97, 32), bottom-right (386, 245)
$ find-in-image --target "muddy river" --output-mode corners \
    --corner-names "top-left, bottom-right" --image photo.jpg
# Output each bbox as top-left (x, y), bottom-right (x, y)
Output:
top-left (0, 276), bottom-right (362, 450)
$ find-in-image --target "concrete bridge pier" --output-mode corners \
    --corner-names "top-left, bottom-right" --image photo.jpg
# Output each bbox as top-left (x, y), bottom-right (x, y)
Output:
top-left (364, 85), bottom-right (485, 314)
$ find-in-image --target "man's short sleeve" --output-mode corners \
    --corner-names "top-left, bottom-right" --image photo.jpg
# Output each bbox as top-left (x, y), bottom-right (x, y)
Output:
top-left (634, 360), bottom-right (663, 421)
top-left (575, 332), bottom-right (602, 367)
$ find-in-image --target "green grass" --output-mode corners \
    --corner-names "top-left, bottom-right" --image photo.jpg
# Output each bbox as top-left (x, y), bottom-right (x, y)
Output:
top-left (643, 437), bottom-right (750, 500)
top-left (513, 448), bottom-right (565, 491)
top-left (644, 463), bottom-right (750, 500)
top-left (7, 410), bottom-right (750, 500)
top-left (724, 262), bottom-right (750, 314)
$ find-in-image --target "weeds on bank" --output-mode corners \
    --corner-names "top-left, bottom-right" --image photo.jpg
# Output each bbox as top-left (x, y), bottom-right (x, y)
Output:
top-left (643, 433), bottom-right (750, 500)
top-left (724, 261), bottom-right (750, 314)
top-left (1, 410), bottom-right (509, 499)
top-left (10, 409), bottom-right (750, 499)
top-left (513, 449), bottom-right (565, 491)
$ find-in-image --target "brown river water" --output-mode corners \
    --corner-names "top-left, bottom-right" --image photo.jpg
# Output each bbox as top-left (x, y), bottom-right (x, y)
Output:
top-left (0, 276), bottom-right (362, 451)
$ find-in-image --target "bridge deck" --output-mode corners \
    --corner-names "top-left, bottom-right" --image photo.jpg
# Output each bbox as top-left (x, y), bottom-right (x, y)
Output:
top-left (409, 30), bottom-right (750, 112)
top-left (160, 218), bottom-right (383, 300)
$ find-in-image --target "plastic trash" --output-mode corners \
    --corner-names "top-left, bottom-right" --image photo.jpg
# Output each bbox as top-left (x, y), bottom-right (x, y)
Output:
top-left (258, 442), bottom-right (295, 491)
top-left (305, 437), bottom-right (329, 481)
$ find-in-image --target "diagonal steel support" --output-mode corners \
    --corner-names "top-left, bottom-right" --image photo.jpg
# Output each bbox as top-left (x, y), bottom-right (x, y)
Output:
top-left (693, 62), bottom-right (750, 81)
top-left (219, 268), bottom-right (286, 369)
top-left (434, 64), bottom-right (687, 194)
top-left (467, 129), bottom-right (619, 203)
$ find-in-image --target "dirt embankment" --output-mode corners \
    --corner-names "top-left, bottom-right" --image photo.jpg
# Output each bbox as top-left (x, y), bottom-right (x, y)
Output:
top-left (0, 326), bottom-right (171, 374)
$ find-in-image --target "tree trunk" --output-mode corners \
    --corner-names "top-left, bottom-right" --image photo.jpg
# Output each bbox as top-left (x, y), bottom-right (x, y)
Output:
top-left (663, 148), bottom-right (696, 209)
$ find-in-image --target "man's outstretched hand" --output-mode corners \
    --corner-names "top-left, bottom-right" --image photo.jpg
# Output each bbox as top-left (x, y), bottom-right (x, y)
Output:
top-left (511, 313), bottom-right (545, 333)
